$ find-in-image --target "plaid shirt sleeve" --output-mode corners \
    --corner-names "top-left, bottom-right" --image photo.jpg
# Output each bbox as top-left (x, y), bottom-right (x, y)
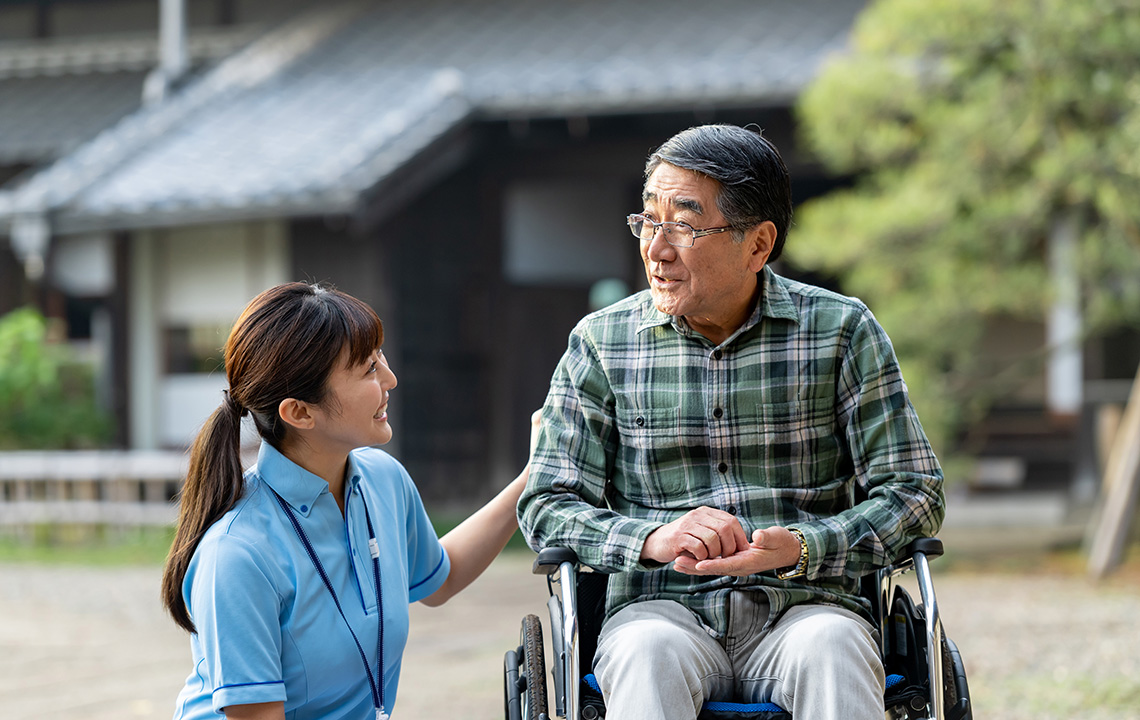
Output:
top-left (517, 326), bottom-right (664, 572)
top-left (797, 306), bottom-right (945, 580)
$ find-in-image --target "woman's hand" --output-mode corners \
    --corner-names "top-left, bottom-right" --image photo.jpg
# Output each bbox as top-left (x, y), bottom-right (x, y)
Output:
top-left (528, 408), bottom-right (542, 457)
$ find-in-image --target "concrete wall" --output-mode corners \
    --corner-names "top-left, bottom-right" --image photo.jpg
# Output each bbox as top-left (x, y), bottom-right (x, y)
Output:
top-left (129, 219), bottom-right (287, 449)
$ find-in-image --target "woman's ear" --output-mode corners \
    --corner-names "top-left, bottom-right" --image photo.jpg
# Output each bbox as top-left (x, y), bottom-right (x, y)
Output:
top-left (278, 398), bottom-right (316, 431)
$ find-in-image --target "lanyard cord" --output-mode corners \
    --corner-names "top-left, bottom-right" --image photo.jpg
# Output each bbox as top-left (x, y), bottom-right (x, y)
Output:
top-left (271, 489), bottom-right (386, 717)
top-left (362, 499), bottom-right (385, 717)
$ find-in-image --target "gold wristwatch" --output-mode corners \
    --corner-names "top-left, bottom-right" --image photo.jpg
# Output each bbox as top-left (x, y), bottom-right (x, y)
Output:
top-left (775, 527), bottom-right (808, 579)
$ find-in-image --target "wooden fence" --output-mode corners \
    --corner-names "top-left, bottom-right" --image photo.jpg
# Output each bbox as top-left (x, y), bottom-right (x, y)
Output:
top-left (0, 451), bottom-right (188, 529)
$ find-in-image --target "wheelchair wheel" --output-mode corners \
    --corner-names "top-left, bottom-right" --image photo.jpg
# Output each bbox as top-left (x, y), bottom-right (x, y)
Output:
top-left (939, 632), bottom-right (958, 712)
top-left (885, 589), bottom-right (969, 720)
top-left (505, 614), bottom-right (548, 720)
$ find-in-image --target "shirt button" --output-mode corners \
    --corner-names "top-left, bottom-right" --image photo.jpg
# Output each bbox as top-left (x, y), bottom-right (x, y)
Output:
top-left (727, 505), bottom-right (737, 515)
top-left (635, 416), bottom-right (645, 427)
top-left (299, 504), bottom-right (308, 513)
top-left (718, 462), bottom-right (728, 473)
top-left (713, 407), bottom-right (723, 419)
top-left (713, 349), bottom-right (723, 360)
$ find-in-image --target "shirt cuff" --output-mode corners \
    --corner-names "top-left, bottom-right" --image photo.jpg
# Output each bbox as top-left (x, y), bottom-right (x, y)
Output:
top-left (614, 517), bottom-right (665, 571)
top-left (789, 523), bottom-right (831, 580)
top-left (409, 547), bottom-right (451, 603)
top-left (213, 680), bottom-right (285, 713)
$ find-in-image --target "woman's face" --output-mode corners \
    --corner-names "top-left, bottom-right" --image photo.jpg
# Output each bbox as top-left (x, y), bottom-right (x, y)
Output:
top-left (311, 348), bottom-right (398, 452)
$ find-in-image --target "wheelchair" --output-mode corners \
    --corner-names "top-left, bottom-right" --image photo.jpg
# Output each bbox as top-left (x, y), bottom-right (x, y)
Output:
top-left (504, 538), bottom-right (971, 720)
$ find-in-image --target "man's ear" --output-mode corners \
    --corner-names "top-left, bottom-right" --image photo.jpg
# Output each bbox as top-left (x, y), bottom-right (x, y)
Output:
top-left (278, 398), bottom-right (316, 431)
top-left (746, 221), bottom-right (777, 273)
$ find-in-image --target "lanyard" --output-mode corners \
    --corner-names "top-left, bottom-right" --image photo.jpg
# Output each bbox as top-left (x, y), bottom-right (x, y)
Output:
top-left (272, 487), bottom-right (388, 720)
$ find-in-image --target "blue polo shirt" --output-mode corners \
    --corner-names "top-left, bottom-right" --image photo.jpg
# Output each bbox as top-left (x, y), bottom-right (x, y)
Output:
top-left (173, 441), bottom-right (450, 719)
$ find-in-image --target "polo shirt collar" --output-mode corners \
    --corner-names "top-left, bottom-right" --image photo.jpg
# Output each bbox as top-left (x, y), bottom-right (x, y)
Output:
top-left (254, 440), bottom-right (329, 517)
top-left (635, 265), bottom-right (800, 337)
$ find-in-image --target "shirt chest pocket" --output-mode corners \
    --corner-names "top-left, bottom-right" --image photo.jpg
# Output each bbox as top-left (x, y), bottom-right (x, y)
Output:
top-left (613, 406), bottom-right (688, 501)
top-left (757, 397), bottom-right (842, 487)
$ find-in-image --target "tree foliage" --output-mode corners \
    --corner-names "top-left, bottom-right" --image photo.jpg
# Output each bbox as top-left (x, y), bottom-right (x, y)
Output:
top-left (791, 0), bottom-right (1140, 452)
top-left (0, 307), bottom-right (112, 449)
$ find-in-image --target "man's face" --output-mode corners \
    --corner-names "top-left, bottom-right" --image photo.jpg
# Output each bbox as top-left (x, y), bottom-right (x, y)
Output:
top-left (640, 163), bottom-right (772, 344)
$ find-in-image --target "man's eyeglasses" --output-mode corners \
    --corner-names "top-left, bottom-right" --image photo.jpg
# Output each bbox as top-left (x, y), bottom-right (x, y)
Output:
top-left (626, 213), bottom-right (734, 248)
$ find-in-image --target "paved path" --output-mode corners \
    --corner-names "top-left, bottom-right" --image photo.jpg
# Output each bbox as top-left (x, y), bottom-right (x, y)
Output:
top-left (0, 554), bottom-right (548, 720)
top-left (2, 553), bottom-right (1138, 719)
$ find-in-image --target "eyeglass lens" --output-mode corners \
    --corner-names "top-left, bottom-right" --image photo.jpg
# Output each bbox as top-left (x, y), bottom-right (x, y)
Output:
top-left (628, 215), bottom-right (693, 246)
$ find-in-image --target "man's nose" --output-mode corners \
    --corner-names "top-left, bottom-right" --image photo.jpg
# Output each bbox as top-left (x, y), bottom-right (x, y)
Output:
top-left (645, 226), bottom-right (676, 260)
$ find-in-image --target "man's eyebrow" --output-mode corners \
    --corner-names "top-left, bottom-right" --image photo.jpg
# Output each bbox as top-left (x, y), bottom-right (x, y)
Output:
top-left (676, 198), bottom-right (704, 215)
top-left (641, 191), bottom-right (705, 215)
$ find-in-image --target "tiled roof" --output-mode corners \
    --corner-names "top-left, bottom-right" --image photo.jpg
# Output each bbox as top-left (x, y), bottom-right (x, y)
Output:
top-left (0, 26), bottom-right (260, 165)
top-left (0, 71), bottom-right (147, 165)
top-left (0, 26), bottom-right (258, 78)
top-left (2, 0), bottom-right (865, 233)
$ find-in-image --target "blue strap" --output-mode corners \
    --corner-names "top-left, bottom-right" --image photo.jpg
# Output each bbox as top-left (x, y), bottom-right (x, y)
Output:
top-left (582, 674), bottom-right (787, 713)
top-left (703, 700), bottom-right (788, 713)
top-left (273, 491), bottom-right (385, 716)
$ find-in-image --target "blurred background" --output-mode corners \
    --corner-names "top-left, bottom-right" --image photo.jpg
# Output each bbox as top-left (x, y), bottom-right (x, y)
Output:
top-left (1, 0), bottom-right (1138, 718)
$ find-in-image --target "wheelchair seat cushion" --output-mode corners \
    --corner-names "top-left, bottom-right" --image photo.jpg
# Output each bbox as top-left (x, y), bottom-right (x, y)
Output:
top-left (583, 674), bottom-right (792, 720)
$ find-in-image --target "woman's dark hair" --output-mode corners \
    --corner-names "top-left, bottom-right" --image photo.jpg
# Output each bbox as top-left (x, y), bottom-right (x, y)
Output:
top-left (645, 124), bottom-right (794, 262)
top-left (161, 282), bottom-right (383, 633)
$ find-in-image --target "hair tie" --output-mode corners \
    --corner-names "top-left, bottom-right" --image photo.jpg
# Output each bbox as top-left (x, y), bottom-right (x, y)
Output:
top-left (222, 389), bottom-right (248, 418)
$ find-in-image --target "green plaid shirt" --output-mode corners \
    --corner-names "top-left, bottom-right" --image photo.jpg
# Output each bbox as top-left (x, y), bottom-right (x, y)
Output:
top-left (518, 267), bottom-right (944, 636)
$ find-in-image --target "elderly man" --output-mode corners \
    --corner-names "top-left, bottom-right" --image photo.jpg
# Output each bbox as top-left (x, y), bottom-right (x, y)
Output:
top-left (517, 124), bottom-right (945, 720)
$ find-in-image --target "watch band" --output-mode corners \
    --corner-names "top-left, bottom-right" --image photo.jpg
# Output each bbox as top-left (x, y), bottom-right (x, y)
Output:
top-left (775, 527), bottom-right (808, 579)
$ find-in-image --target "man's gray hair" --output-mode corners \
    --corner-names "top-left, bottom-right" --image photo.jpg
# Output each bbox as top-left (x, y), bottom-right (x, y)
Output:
top-left (645, 124), bottom-right (793, 262)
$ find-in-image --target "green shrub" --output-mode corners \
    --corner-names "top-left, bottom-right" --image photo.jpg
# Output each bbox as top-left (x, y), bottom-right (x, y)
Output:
top-left (0, 307), bottom-right (112, 449)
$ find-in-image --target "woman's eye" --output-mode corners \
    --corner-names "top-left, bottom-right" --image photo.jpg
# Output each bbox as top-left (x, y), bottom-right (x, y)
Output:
top-left (367, 362), bottom-right (377, 374)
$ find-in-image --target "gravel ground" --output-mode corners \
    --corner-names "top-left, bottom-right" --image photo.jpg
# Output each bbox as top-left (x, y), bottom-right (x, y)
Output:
top-left (1, 552), bottom-right (1138, 719)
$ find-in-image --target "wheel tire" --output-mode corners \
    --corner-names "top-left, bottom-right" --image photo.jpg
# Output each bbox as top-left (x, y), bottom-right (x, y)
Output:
top-left (940, 633), bottom-right (958, 714)
top-left (504, 647), bottom-right (522, 720)
top-left (520, 614), bottom-right (549, 720)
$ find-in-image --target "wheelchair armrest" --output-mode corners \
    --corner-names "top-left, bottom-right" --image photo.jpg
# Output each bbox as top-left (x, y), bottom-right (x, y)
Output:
top-left (534, 547), bottom-right (580, 575)
top-left (881, 538), bottom-right (944, 581)
top-left (907, 537), bottom-right (944, 560)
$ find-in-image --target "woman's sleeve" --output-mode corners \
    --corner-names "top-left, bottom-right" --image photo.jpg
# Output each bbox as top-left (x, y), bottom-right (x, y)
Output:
top-left (401, 467), bottom-right (450, 603)
top-left (185, 534), bottom-right (287, 713)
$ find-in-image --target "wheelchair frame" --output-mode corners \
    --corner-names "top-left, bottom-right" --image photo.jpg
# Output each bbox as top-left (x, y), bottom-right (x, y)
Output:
top-left (506, 538), bottom-right (971, 720)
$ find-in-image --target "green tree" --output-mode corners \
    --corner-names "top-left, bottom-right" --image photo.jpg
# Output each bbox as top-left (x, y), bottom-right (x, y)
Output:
top-left (0, 307), bottom-right (112, 449)
top-left (791, 0), bottom-right (1140, 455)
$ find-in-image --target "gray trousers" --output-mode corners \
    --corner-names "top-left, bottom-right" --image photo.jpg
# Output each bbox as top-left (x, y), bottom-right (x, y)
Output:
top-left (593, 592), bottom-right (884, 720)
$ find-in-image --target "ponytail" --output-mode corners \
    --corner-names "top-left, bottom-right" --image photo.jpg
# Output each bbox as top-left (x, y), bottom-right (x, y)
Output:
top-left (161, 397), bottom-right (246, 633)
top-left (159, 281), bottom-right (384, 634)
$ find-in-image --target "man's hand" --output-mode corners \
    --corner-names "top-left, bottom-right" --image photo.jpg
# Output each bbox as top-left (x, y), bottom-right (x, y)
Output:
top-left (671, 526), bottom-right (802, 577)
top-left (639, 507), bottom-right (750, 565)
